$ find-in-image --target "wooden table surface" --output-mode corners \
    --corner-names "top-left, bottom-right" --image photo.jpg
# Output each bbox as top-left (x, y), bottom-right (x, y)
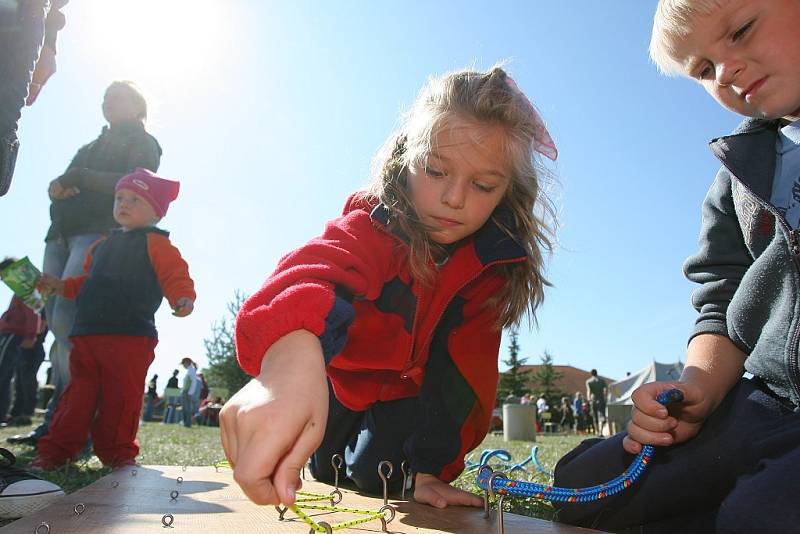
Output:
top-left (1, 465), bottom-right (601, 533)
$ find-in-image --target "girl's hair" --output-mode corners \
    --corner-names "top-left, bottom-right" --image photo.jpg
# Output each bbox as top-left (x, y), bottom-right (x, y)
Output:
top-left (650, 0), bottom-right (725, 76)
top-left (106, 80), bottom-right (148, 122)
top-left (365, 65), bottom-right (557, 328)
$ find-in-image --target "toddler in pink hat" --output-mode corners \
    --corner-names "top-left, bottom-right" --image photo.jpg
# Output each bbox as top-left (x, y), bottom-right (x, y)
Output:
top-left (32, 168), bottom-right (195, 470)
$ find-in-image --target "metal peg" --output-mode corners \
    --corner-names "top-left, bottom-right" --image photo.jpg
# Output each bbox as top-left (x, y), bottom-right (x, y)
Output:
top-left (379, 504), bottom-right (396, 531)
top-left (487, 471), bottom-right (509, 534)
top-left (377, 460), bottom-right (393, 506)
top-left (35, 522), bottom-right (50, 534)
top-left (162, 513), bottom-right (174, 527)
top-left (479, 465), bottom-right (493, 518)
top-left (74, 502), bottom-right (86, 515)
top-left (176, 476), bottom-right (183, 484)
top-left (170, 490), bottom-right (179, 501)
top-left (400, 460), bottom-right (411, 500)
top-left (330, 454), bottom-right (343, 493)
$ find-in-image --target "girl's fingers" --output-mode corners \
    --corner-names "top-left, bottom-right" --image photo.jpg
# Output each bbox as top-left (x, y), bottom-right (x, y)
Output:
top-left (218, 408), bottom-right (237, 468)
top-left (232, 435), bottom-right (284, 505)
top-left (446, 487), bottom-right (483, 508)
top-left (272, 421), bottom-right (324, 506)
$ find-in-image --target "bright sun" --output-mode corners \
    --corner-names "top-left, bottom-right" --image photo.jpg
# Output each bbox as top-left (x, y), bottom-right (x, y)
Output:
top-left (80, 0), bottom-right (231, 89)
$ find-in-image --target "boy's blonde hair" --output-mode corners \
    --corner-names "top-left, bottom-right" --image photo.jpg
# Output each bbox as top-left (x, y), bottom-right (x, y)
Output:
top-left (650, 0), bottom-right (728, 76)
top-left (365, 65), bottom-right (557, 328)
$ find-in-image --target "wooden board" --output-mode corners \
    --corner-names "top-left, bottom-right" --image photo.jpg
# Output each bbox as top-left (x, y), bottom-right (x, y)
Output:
top-left (0, 465), bottom-right (599, 533)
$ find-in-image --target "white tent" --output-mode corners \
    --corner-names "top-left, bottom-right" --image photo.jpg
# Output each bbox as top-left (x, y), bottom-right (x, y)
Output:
top-left (606, 361), bottom-right (684, 434)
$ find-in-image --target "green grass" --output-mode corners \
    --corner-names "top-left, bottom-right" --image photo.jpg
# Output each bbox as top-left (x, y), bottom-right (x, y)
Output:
top-left (453, 433), bottom-right (586, 521)
top-left (1, 418), bottom-right (587, 524)
top-left (0, 418), bottom-right (225, 494)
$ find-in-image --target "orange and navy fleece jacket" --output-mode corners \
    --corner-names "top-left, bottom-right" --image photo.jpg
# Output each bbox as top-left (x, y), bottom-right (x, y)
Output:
top-left (236, 193), bottom-right (526, 482)
top-left (63, 227), bottom-right (195, 338)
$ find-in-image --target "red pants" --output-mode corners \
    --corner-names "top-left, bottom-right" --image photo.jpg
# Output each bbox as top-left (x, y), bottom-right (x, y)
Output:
top-left (37, 335), bottom-right (157, 467)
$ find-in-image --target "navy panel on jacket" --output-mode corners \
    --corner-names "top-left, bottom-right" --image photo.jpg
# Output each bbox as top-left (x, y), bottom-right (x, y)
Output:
top-left (374, 276), bottom-right (416, 333)
top-left (403, 295), bottom-right (472, 475)
top-left (71, 228), bottom-right (166, 338)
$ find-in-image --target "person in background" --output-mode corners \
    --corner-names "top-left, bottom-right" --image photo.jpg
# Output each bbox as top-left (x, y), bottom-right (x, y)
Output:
top-left (142, 373), bottom-right (158, 422)
top-left (7, 80), bottom-right (162, 449)
top-left (572, 391), bottom-right (588, 434)
top-left (166, 369), bottom-right (179, 389)
top-left (180, 357), bottom-right (200, 428)
top-left (0, 0), bottom-right (68, 196)
top-left (559, 396), bottom-right (575, 434)
top-left (0, 258), bottom-right (62, 519)
top-left (162, 369), bottom-right (181, 423)
top-left (0, 257), bottom-right (44, 426)
top-left (197, 371), bottom-right (209, 402)
top-left (8, 314), bottom-right (48, 426)
top-left (585, 369), bottom-right (607, 435)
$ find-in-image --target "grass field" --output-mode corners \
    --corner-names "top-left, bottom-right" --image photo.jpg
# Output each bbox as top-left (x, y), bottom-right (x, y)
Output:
top-left (0, 418), bottom-right (589, 526)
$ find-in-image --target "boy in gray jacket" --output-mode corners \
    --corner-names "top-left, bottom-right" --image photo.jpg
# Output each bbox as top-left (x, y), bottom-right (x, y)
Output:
top-left (554, 1), bottom-right (800, 532)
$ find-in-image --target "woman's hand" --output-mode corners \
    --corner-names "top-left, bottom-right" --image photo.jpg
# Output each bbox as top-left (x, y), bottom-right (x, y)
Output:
top-left (413, 473), bottom-right (483, 509)
top-left (220, 330), bottom-right (329, 507)
top-left (48, 178), bottom-right (78, 200)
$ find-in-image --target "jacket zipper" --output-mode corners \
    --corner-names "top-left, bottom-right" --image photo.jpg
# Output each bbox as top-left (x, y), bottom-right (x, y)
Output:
top-left (400, 256), bottom-right (524, 379)
top-left (785, 229), bottom-right (800, 401)
top-left (723, 173), bottom-right (800, 402)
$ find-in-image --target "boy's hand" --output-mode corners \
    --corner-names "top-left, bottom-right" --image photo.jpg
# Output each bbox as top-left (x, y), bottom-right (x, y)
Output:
top-left (220, 330), bottom-right (328, 507)
top-left (172, 298), bottom-right (194, 317)
top-left (623, 381), bottom-right (709, 454)
top-left (413, 473), bottom-right (483, 509)
top-left (37, 273), bottom-right (64, 296)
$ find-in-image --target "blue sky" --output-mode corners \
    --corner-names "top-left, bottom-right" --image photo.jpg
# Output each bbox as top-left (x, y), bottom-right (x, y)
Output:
top-left (2, 1), bottom-right (743, 389)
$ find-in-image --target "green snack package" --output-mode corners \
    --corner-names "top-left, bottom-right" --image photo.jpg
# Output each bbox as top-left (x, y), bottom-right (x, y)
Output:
top-left (0, 256), bottom-right (46, 312)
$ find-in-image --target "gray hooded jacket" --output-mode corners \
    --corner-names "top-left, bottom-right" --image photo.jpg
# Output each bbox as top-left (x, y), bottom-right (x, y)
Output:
top-left (685, 118), bottom-right (800, 407)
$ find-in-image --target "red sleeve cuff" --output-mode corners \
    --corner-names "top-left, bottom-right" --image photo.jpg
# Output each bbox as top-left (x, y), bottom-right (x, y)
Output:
top-left (235, 281), bottom-right (335, 376)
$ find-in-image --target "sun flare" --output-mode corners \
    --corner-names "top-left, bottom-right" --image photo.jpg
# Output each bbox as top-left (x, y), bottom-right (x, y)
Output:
top-left (80, 0), bottom-right (231, 89)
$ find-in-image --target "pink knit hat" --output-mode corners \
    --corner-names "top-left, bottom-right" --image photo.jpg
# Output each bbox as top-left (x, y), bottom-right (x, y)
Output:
top-left (115, 168), bottom-right (180, 218)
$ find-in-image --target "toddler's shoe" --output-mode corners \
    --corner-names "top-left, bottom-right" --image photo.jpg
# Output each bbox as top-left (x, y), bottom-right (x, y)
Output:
top-left (0, 448), bottom-right (64, 519)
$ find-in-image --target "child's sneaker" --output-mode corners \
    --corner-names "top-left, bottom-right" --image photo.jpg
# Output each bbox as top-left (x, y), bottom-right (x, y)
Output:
top-left (0, 448), bottom-right (64, 519)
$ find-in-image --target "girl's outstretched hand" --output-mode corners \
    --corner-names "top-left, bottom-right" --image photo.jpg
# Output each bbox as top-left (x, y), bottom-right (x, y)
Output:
top-left (622, 381), bottom-right (709, 454)
top-left (220, 330), bottom-right (328, 507)
top-left (413, 473), bottom-right (483, 509)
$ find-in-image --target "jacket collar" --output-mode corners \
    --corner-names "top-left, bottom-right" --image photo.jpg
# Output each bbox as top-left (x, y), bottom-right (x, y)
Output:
top-left (709, 118), bottom-right (780, 202)
top-left (369, 203), bottom-right (527, 266)
top-left (110, 226), bottom-right (169, 238)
